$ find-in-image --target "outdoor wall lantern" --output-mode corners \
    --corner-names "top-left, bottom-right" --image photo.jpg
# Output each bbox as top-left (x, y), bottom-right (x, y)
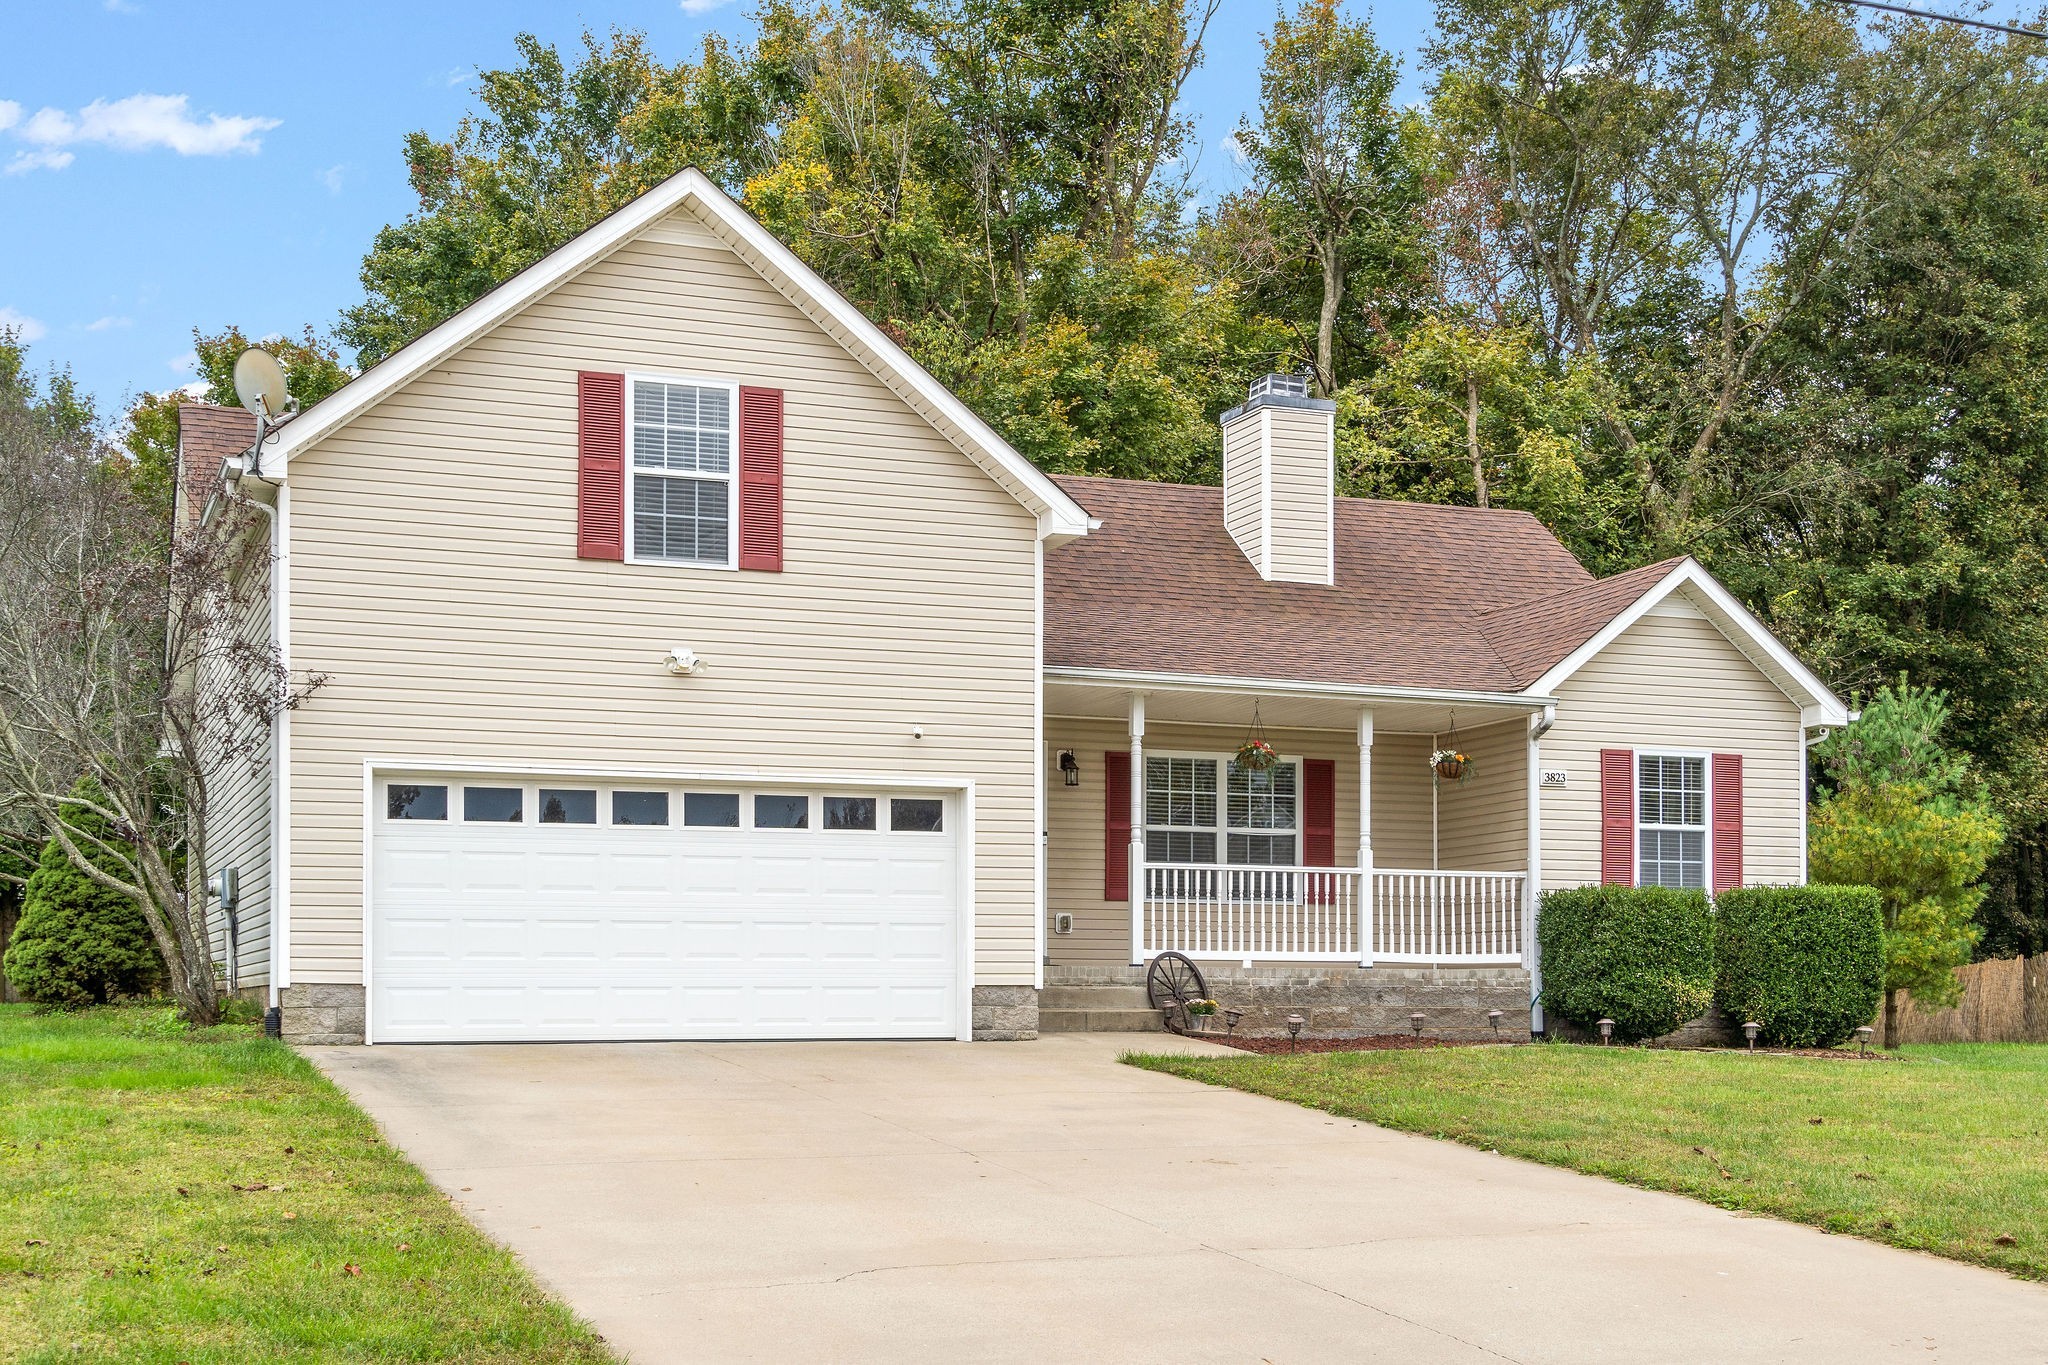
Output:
top-left (1597, 1018), bottom-right (1615, 1045)
top-left (1487, 1009), bottom-right (1504, 1039)
top-left (1057, 749), bottom-right (1080, 787)
top-left (1743, 1021), bottom-right (1762, 1051)
top-left (1855, 1025), bottom-right (1875, 1056)
top-left (1286, 1013), bottom-right (1305, 1051)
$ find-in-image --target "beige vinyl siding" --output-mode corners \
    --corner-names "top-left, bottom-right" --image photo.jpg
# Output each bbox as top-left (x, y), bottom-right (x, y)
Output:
top-left (1264, 408), bottom-right (1332, 584)
top-left (1045, 719), bottom-right (1437, 965)
top-left (1539, 603), bottom-right (1804, 890)
top-left (1221, 414), bottom-right (1264, 571)
top-left (284, 201), bottom-right (1042, 985)
top-left (201, 540), bottom-right (274, 988)
top-left (1433, 718), bottom-right (1528, 874)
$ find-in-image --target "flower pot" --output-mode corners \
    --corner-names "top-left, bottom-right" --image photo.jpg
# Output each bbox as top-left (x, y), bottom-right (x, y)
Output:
top-left (1434, 757), bottom-right (1467, 781)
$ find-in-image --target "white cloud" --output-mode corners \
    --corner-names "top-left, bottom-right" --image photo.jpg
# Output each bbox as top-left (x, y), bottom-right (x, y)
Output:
top-left (3, 93), bottom-right (279, 169)
top-left (81, 315), bottom-right (132, 332)
top-left (168, 351), bottom-right (197, 374)
top-left (319, 163), bottom-right (345, 195)
top-left (679, 0), bottom-right (736, 14)
top-left (6, 149), bottom-right (73, 175)
top-left (1220, 133), bottom-right (1248, 168)
top-left (0, 307), bottom-right (48, 343)
top-left (176, 380), bottom-right (208, 399)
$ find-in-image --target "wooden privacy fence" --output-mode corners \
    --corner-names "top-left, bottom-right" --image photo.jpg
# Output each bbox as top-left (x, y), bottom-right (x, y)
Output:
top-left (1890, 953), bottom-right (2048, 1044)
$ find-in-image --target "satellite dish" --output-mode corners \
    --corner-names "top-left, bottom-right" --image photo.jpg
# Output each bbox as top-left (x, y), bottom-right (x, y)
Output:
top-left (232, 347), bottom-right (290, 421)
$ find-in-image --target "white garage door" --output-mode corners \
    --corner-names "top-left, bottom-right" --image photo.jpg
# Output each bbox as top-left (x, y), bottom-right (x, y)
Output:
top-left (368, 774), bottom-right (961, 1042)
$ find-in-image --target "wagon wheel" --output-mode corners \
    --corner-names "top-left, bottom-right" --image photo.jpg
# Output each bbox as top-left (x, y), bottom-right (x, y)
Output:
top-left (1146, 951), bottom-right (1209, 1035)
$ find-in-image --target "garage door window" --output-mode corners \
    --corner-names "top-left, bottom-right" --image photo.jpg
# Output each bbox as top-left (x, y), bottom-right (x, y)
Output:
top-left (539, 789), bottom-right (596, 824)
top-left (683, 792), bottom-right (740, 826)
top-left (464, 786), bottom-right (524, 822)
top-left (755, 794), bottom-right (809, 829)
top-left (890, 798), bottom-right (944, 833)
top-left (388, 784), bottom-right (447, 820)
top-left (613, 790), bottom-right (670, 826)
top-left (823, 796), bottom-right (876, 831)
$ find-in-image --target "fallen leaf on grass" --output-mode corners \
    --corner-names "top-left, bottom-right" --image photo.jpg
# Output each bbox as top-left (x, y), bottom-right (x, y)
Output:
top-left (231, 1182), bottom-right (270, 1193)
top-left (281, 1213), bottom-right (297, 1222)
top-left (1808, 1117), bottom-right (1824, 1125)
top-left (1853, 1173), bottom-right (1875, 1181)
top-left (396, 1243), bottom-right (411, 1253)
top-left (343, 1264), bottom-right (362, 1277)
top-left (24, 1240), bottom-right (46, 1247)
top-left (1995, 1234), bottom-right (2019, 1246)
top-left (283, 1146), bottom-right (295, 1155)
top-left (176, 1188), bottom-right (188, 1197)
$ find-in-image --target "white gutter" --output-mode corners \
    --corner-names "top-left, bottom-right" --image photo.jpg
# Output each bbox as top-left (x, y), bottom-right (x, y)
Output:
top-left (1044, 665), bottom-right (1557, 711)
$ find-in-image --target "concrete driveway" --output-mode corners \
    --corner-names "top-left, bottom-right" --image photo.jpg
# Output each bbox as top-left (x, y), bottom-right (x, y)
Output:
top-left (309, 1035), bottom-right (2048, 1364)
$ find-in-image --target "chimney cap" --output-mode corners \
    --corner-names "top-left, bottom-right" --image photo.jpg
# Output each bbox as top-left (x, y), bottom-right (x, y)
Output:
top-left (1249, 372), bottom-right (1311, 401)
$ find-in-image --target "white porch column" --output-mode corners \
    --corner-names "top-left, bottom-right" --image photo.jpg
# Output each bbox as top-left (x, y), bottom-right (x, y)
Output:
top-left (1357, 709), bottom-right (1375, 967)
top-left (1526, 706), bottom-right (1552, 1031)
top-left (1128, 692), bottom-right (1148, 967)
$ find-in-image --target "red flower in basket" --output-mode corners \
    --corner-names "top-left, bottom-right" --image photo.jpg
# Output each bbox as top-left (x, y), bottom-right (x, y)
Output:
top-left (1234, 738), bottom-right (1279, 771)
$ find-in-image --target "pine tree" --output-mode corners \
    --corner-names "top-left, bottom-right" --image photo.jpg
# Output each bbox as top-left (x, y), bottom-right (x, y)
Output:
top-left (1, 794), bottom-right (164, 1008)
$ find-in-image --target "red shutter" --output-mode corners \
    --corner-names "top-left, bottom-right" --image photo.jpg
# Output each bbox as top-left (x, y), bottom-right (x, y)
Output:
top-left (1713, 753), bottom-right (1744, 893)
top-left (1104, 751), bottom-right (1132, 902)
top-left (737, 386), bottom-right (784, 571)
top-left (576, 372), bottom-right (625, 561)
top-left (1303, 759), bottom-right (1336, 866)
top-left (1600, 749), bottom-right (1635, 886)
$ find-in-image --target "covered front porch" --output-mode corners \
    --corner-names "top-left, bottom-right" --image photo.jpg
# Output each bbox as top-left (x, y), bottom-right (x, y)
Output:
top-left (1045, 670), bottom-right (1549, 971)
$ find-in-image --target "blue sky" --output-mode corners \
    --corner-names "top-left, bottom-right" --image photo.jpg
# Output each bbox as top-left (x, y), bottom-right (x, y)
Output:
top-left (2, 0), bottom-right (1424, 414)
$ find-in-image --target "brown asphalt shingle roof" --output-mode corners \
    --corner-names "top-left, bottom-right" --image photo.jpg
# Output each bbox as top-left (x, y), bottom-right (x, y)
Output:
top-left (175, 404), bottom-right (255, 530)
top-left (1045, 475), bottom-right (1678, 694)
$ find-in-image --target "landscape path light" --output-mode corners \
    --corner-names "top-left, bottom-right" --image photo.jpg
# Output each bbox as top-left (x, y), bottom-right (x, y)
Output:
top-left (1488, 1009), bottom-right (1503, 1039)
top-left (1744, 1021), bottom-right (1762, 1051)
top-left (1410, 1012), bottom-right (1426, 1037)
top-left (1856, 1025), bottom-right (1874, 1056)
top-left (1597, 1018), bottom-right (1615, 1045)
top-left (1286, 1013), bottom-right (1304, 1052)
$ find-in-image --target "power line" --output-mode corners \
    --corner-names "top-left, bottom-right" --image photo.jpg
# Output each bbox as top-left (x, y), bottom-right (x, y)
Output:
top-left (1828, 0), bottom-right (2048, 40)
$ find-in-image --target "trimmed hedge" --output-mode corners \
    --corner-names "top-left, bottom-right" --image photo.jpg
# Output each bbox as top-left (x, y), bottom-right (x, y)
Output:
top-left (2, 803), bottom-right (162, 1009)
top-left (1715, 885), bottom-right (1884, 1047)
top-left (1538, 885), bottom-right (1715, 1042)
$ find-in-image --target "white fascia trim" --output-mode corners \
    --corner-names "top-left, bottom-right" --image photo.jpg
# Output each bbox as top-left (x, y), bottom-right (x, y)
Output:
top-left (1258, 407), bottom-right (1273, 580)
top-left (273, 481), bottom-right (292, 994)
top-left (1524, 558), bottom-right (1850, 726)
top-left (265, 168), bottom-right (1091, 543)
top-left (365, 756), bottom-right (979, 788)
top-left (1046, 665), bottom-right (1555, 711)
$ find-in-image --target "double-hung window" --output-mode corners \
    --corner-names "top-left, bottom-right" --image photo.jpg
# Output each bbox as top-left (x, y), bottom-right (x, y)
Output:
top-left (629, 376), bottom-right (735, 567)
top-left (1145, 755), bottom-right (1299, 867)
top-left (1637, 754), bottom-right (1706, 889)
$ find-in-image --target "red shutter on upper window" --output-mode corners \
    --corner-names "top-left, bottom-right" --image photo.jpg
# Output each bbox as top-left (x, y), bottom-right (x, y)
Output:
top-left (1600, 749), bottom-right (1635, 886)
top-left (576, 372), bottom-right (625, 561)
top-left (1303, 760), bottom-right (1336, 866)
top-left (1712, 753), bottom-right (1744, 893)
top-left (737, 386), bottom-right (784, 571)
top-left (1105, 750), bottom-right (1132, 902)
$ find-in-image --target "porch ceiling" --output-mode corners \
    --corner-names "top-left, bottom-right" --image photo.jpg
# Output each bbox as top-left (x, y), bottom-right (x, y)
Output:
top-left (1044, 670), bottom-right (1549, 735)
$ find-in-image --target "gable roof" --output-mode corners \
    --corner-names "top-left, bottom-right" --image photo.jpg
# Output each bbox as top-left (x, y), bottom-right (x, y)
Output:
top-left (1044, 476), bottom-right (1850, 724)
top-left (261, 168), bottom-right (1090, 542)
top-left (1045, 476), bottom-right (1594, 694)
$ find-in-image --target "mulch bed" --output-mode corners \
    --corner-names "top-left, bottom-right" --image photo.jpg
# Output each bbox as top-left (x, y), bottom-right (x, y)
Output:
top-left (1198, 1033), bottom-right (1510, 1054)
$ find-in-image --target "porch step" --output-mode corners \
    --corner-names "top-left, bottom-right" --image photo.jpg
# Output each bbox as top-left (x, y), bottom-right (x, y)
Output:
top-left (1040, 984), bottom-right (1152, 1011)
top-left (1039, 1007), bottom-right (1167, 1033)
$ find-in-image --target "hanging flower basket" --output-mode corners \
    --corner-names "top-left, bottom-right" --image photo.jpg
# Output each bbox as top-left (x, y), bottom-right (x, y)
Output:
top-left (1235, 737), bottom-right (1279, 771)
top-left (1431, 748), bottom-right (1472, 783)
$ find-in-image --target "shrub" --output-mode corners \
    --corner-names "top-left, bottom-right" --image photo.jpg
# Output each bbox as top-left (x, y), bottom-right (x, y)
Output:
top-left (1715, 885), bottom-right (1884, 1048)
top-left (1538, 885), bottom-right (1715, 1042)
top-left (1, 800), bottom-right (163, 1008)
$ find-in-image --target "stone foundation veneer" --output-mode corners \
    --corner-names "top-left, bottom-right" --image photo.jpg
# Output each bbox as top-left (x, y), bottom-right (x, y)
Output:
top-left (1048, 964), bottom-right (1533, 1041)
top-left (971, 985), bottom-right (1040, 1041)
top-left (278, 984), bottom-right (1038, 1045)
top-left (280, 983), bottom-right (367, 1045)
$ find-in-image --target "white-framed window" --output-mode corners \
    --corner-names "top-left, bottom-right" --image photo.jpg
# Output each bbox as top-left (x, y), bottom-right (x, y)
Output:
top-left (1145, 753), bottom-right (1299, 866)
top-left (627, 374), bottom-right (738, 569)
top-left (1637, 753), bottom-right (1707, 889)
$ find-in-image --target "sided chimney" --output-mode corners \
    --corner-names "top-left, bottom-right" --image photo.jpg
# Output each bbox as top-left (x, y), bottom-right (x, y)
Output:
top-left (1221, 374), bottom-right (1336, 584)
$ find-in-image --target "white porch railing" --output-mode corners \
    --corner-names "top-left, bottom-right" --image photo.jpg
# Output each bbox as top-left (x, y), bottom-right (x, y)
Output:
top-left (1141, 864), bottom-right (1526, 965)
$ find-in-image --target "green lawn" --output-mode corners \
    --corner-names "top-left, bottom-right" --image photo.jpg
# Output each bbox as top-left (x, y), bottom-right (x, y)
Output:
top-left (0, 1003), bottom-right (614, 1363)
top-left (1128, 1041), bottom-right (2048, 1280)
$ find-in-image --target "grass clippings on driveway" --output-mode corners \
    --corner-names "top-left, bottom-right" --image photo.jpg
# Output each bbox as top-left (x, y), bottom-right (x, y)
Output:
top-left (1127, 1040), bottom-right (2048, 1280)
top-left (0, 1003), bottom-right (614, 1364)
